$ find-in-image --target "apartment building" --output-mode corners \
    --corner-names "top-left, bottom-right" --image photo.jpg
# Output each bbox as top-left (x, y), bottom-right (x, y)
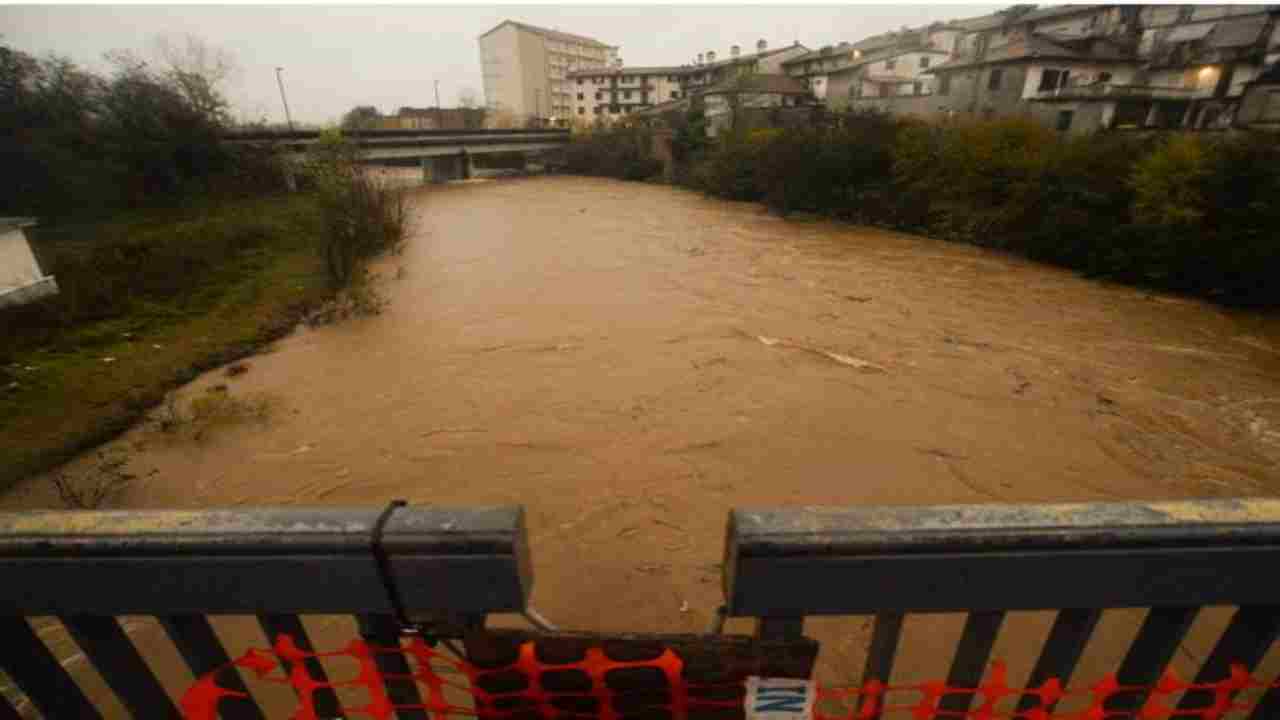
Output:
top-left (576, 40), bottom-right (810, 125)
top-left (570, 67), bottom-right (688, 124)
top-left (478, 20), bottom-right (617, 126)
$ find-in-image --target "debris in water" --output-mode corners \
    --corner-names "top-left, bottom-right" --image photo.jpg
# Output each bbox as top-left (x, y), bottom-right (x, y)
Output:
top-left (918, 447), bottom-right (967, 461)
top-left (752, 334), bottom-right (885, 371)
top-left (102, 357), bottom-right (116, 364)
top-left (617, 527), bottom-right (640, 538)
top-left (843, 295), bottom-right (873, 303)
top-left (226, 362), bottom-right (249, 377)
top-left (679, 600), bottom-right (690, 613)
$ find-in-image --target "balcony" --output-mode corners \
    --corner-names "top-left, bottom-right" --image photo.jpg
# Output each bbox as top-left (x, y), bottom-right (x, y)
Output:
top-left (1030, 83), bottom-right (1212, 102)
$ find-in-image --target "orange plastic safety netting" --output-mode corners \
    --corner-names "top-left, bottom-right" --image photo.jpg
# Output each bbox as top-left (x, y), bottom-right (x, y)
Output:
top-left (181, 635), bottom-right (1280, 720)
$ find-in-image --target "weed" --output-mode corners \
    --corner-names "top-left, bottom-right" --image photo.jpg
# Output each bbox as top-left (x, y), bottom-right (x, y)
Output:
top-left (52, 451), bottom-right (146, 509)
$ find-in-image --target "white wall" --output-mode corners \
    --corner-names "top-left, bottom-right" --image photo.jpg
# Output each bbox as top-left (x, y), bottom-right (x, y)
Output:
top-left (0, 226), bottom-right (45, 292)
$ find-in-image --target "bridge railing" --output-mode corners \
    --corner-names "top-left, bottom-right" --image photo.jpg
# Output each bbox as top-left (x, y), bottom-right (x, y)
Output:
top-left (723, 498), bottom-right (1280, 718)
top-left (223, 128), bottom-right (570, 142)
top-left (0, 505), bottom-right (530, 719)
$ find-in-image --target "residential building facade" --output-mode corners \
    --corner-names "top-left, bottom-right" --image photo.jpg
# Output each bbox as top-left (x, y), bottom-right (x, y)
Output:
top-left (569, 67), bottom-right (688, 124)
top-left (789, 23), bottom-right (964, 111)
top-left (575, 40), bottom-right (810, 126)
top-left (478, 20), bottom-right (617, 126)
top-left (926, 4), bottom-right (1280, 133)
top-left (798, 5), bottom-right (1280, 134)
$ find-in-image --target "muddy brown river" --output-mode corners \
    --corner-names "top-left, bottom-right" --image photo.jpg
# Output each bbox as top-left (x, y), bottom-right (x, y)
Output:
top-left (6, 176), bottom-right (1280, 716)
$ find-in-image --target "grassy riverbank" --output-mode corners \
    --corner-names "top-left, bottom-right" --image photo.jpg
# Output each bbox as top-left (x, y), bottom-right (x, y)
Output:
top-left (0, 194), bottom-right (333, 490)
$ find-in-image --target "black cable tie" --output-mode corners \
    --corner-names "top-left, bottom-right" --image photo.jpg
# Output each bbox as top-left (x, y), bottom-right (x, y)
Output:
top-left (371, 499), bottom-right (414, 633)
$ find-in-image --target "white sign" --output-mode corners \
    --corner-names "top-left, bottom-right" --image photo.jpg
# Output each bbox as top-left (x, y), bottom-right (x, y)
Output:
top-left (745, 676), bottom-right (816, 720)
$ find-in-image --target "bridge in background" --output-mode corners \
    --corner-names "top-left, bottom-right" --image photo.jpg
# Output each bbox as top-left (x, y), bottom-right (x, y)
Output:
top-left (223, 128), bottom-right (571, 183)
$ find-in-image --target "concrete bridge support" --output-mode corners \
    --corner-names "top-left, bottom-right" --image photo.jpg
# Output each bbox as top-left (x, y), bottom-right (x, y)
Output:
top-left (421, 152), bottom-right (474, 184)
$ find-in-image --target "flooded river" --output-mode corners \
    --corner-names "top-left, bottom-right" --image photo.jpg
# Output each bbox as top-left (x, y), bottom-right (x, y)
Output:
top-left (7, 176), bottom-right (1280, 715)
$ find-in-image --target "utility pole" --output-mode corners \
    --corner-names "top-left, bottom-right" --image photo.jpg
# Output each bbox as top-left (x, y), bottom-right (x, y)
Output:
top-left (275, 67), bottom-right (295, 131)
top-left (434, 79), bottom-right (443, 129)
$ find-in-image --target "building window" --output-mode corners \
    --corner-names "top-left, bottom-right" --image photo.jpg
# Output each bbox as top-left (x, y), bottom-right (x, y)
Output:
top-left (578, 107), bottom-right (585, 115)
top-left (624, 90), bottom-right (632, 99)
top-left (885, 58), bottom-right (897, 70)
top-left (577, 93), bottom-right (584, 100)
top-left (1056, 110), bottom-right (1074, 131)
top-left (577, 78), bottom-right (583, 85)
top-left (610, 105), bottom-right (620, 113)
top-left (595, 92), bottom-right (602, 100)
top-left (988, 68), bottom-right (1004, 90)
top-left (594, 106), bottom-right (602, 115)
top-left (671, 90), bottom-right (679, 99)
top-left (913, 81), bottom-right (923, 95)
top-left (1038, 68), bottom-right (1070, 92)
top-left (920, 56), bottom-right (931, 69)
top-left (937, 74), bottom-right (951, 95)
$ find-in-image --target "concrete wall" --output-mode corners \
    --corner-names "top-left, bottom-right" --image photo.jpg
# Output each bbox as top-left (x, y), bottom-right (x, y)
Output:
top-left (480, 24), bottom-right (527, 118)
top-left (938, 65), bottom-right (1030, 117)
top-left (0, 226), bottom-right (44, 292)
top-left (0, 223), bottom-right (58, 308)
top-left (1025, 100), bottom-right (1113, 134)
top-left (1237, 85), bottom-right (1280, 129)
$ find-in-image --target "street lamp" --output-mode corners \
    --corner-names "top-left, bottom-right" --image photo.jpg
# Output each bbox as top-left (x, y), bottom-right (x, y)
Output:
top-left (275, 66), bottom-right (295, 131)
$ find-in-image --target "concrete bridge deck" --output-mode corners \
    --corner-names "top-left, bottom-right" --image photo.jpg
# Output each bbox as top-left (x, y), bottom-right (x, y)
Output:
top-left (224, 128), bottom-right (570, 180)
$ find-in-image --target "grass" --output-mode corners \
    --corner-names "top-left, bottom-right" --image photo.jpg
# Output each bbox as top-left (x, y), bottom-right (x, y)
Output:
top-left (0, 194), bottom-right (334, 490)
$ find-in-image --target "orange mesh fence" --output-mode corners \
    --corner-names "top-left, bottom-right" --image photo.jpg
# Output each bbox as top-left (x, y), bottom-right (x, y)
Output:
top-left (181, 635), bottom-right (1280, 720)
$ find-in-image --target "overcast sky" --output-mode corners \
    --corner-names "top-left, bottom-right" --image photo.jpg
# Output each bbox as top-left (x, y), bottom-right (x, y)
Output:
top-left (2, 4), bottom-right (1002, 125)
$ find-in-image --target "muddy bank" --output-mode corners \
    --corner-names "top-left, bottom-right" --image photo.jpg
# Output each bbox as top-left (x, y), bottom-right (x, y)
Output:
top-left (6, 176), bottom-right (1280, 710)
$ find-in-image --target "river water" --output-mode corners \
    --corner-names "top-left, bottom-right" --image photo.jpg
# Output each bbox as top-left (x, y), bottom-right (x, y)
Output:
top-left (6, 176), bottom-right (1280, 715)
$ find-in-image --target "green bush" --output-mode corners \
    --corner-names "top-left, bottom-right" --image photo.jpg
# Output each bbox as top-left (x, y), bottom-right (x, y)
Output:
top-left (306, 131), bottom-right (408, 288)
top-left (563, 127), bottom-right (663, 182)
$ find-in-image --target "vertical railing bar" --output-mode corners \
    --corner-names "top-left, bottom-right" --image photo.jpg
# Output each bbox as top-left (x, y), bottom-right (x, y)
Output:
top-left (61, 615), bottom-right (181, 719)
top-left (0, 693), bottom-right (20, 720)
top-left (1176, 605), bottom-right (1280, 712)
top-left (1248, 683), bottom-right (1280, 720)
top-left (258, 614), bottom-right (346, 720)
top-left (160, 615), bottom-right (267, 720)
top-left (1014, 608), bottom-right (1103, 714)
top-left (756, 617), bottom-right (805, 642)
top-left (937, 610), bottom-right (1006, 715)
top-left (858, 611), bottom-right (904, 720)
top-left (0, 617), bottom-right (102, 719)
top-left (1103, 606), bottom-right (1200, 713)
top-left (358, 614), bottom-right (429, 720)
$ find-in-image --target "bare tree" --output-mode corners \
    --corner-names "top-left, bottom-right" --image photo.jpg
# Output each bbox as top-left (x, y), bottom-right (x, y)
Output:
top-left (152, 33), bottom-right (238, 123)
top-left (457, 87), bottom-right (480, 109)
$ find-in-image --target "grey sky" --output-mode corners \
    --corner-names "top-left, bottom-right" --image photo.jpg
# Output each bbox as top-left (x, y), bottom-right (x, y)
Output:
top-left (2, 4), bottom-right (1002, 125)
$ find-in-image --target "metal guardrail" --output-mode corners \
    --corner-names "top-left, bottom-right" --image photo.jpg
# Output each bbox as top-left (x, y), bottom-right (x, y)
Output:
top-left (5, 499), bottom-right (1280, 718)
top-left (724, 499), bottom-right (1280, 718)
top-left (0, 505), bottom-right (530, 719)
top-left (223, 128), bottom-right (570, 142)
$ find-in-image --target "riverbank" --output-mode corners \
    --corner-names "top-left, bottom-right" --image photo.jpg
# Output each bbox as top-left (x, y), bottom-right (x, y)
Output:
top-left (565, 120), bottom-right (1280, 308)
top-left (0, 194), bottom-right (334, 490)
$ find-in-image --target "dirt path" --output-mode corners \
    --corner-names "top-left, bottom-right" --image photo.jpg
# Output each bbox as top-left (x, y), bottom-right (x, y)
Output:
top-left (7, 176), bottom-right (1280, 712)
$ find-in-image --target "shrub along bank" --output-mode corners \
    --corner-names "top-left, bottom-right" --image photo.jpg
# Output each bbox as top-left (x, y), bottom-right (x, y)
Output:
top-left (564, 115), bottom-right (1280, 307)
